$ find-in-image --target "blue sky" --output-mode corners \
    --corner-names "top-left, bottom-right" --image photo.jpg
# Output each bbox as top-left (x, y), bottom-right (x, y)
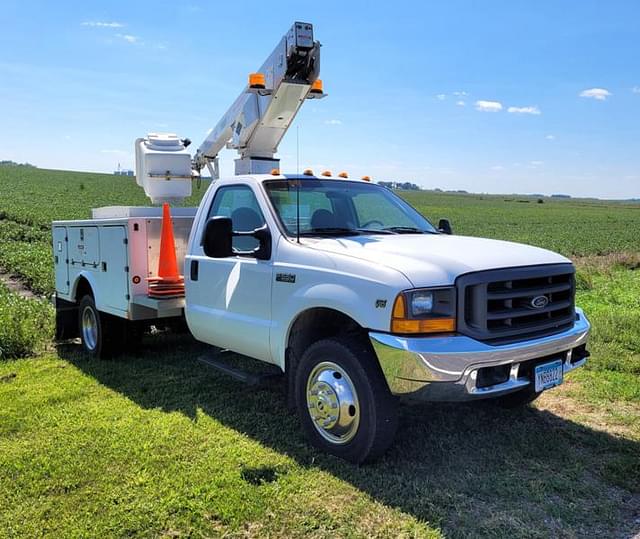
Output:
top-left (1, 0), bottom-right (638, 198)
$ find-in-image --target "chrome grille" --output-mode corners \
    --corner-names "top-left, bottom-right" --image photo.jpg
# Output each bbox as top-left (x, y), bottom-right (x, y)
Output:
top-left (456, 264), bottom-right (576, 344)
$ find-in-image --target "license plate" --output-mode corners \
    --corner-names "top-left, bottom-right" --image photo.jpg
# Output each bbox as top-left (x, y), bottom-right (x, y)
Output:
top-left (534, 359), bottom-right (564, 392)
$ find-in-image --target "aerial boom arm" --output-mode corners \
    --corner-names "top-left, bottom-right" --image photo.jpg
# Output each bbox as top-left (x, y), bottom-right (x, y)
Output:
top-left (193, 22), bottom-right (324, 177)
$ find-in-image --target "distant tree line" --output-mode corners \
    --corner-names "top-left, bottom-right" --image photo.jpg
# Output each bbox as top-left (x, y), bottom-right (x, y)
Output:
top-left (0, 160), bottom-right (36, 168)
top-left (377, 181), bottom-right (421, 190)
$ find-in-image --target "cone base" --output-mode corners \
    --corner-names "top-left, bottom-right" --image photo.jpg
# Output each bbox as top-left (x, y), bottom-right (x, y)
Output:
top-left (147, 275), bottom-right (185, 299)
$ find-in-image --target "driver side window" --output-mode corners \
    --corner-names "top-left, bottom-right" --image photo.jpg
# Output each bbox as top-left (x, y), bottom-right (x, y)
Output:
top-left (208, 185), bottom-right (266, 251)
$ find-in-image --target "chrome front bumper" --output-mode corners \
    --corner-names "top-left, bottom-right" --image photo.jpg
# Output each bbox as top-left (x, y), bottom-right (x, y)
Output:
top-left (369, 308), bottom-right (591, 402)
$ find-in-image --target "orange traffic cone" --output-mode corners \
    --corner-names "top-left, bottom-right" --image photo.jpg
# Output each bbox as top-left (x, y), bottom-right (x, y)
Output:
top-left (147, 203), bottom-right (185, 298)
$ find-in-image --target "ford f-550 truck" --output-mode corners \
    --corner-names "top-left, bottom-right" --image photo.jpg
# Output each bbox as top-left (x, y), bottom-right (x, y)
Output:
top-left (52, 23), bottom-right (590, 463)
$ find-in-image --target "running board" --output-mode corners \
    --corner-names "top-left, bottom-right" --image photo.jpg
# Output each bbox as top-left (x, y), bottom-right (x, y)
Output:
top-left (196, 351), bottom-right (283, 387)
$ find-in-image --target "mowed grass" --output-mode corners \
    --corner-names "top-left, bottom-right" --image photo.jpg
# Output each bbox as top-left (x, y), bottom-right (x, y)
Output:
top-left (1, 323), bottom-right (638, 538)
top-left (1, 165), bottom-right (639, 537)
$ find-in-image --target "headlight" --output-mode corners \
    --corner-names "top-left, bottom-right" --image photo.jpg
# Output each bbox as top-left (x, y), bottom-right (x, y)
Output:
top-left (391, 287), bottom-right (456, 334)
top-left (410, 291), bottom-right (434, 316)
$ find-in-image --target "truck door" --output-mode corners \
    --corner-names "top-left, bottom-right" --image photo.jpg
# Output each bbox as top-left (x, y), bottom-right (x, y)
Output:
top-left (185, 184), bottom-right (273, 362)
top-left (53, 227), bottom-right (69, 295)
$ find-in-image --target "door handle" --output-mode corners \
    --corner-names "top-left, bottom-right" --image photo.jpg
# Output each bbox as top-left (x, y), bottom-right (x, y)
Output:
top-left (190, 260), bottom-right (199, 281)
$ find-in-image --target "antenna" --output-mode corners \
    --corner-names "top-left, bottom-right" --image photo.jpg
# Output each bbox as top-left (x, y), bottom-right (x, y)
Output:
top-left (296, 177), bottom-right (301, 243)
top-left (296, 125), bottom-right (301, 243)
top-left (296, 125), bottom-right (300, 174)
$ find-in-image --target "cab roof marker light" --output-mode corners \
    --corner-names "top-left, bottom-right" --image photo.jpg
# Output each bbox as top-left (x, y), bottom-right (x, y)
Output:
top-left (303, 169), bottom-right (314, 176)
top-left (321, 170), bottom-right (332, 177)
top-left (338, 171), bottom-right (348, 178)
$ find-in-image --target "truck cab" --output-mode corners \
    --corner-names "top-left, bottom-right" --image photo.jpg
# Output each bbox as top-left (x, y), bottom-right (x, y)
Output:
top-left (184, 172), bottom-right (590, 461)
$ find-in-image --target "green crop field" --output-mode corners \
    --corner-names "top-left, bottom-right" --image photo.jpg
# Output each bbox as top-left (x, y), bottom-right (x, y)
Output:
top-left (0, 164), bottom-right (639, 537)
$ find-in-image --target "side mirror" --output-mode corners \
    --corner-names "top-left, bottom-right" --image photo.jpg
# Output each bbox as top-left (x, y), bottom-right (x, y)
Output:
top-left (202, 217), bottom-right (233, 258)
top-left (438, 218), bottom-right (453, 235)
top-left (252, 225), bottom-right (272, 260)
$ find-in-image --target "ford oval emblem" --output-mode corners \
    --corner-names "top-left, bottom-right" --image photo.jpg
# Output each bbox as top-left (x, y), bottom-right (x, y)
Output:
top-left (530, 295), bottom-right (549, 309)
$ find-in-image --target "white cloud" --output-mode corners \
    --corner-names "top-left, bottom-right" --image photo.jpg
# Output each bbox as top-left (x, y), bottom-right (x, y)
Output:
top-left (475, 100), bottom-right (503, 112)
top-left (324, 119), bottom-right (342, 125)
top-left (81, 21), bottom-right (124, 28)
top-left (456, 100), bottom-right (466, 107)
top-left (633, 86), bottom-right (640, 94)
top-left (453, 91), bottom-right (468, 97)
top-left (490, 165), bottom-right (505, 171)
top-left (579, 88), bottom-right (611, 101)
top-left (507, 105), bottom-right (541, 115)
top-left (545, 134), bottom-right (555, 140)
top-left (116, 34), bottom-right (139, 44)
top-left (530, 160), bottom-right (544, 167)
top-left (436, 94), bottom-right (446, 101)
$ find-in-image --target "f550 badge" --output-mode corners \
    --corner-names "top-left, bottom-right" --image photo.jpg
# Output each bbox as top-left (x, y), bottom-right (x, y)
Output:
top-left (276, 273), bottom-right (296, 283)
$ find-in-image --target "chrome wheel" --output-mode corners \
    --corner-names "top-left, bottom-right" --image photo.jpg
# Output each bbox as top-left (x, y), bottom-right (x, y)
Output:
top-left (81, 306), bottom-right (98, 351)
top-left (306, 361), bottom-right (360, 444)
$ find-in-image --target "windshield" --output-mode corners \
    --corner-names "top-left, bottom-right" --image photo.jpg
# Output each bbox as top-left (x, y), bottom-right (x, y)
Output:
top-left (263, 179), bottom-right (437, 237)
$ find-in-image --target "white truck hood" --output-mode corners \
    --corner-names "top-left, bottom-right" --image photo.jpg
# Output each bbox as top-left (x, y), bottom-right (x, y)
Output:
top-left (307, 234), bottom-right (571, 287)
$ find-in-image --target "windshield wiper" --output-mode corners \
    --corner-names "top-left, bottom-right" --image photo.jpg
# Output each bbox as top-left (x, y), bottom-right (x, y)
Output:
top-left (355, 228), bottom-right (396, 235)
top-left (383, 226), bottom-right (432, 234)
top-left (299, 227), bottom-right (364, 237)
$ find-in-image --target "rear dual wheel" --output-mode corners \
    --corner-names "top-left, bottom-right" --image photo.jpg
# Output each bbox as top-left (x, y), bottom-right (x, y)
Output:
top-left (78, 295), bottom-right (142, 359)
top-left (295, 337), bottom-right (398, 464)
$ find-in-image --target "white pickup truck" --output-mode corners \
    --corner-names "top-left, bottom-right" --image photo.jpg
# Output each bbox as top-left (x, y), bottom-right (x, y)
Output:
top-left (53, 173), bottom-right (591, 462)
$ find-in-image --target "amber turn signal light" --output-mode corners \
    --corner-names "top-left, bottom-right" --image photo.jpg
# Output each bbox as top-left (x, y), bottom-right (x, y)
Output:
top-left (390, 294), bottom-right (455, 334)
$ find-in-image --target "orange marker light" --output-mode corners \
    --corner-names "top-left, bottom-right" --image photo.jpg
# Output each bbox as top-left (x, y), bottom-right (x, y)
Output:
top-left (249, 73), bottom-right (266, 89)
top-left (392, 294), bottom-right (406, 318)
top-left (303, 168), bottom-right (314, 176)
top-left (321, 170), bottom-right (332, 177)
top-left (338, 171), bottom-right (348, 178)
top-left (271, 168), bottom-right (280, 175)
top-left (310, 79), bottom-right (323, 94)
top-left (361, 175), bottom-right (371, 182)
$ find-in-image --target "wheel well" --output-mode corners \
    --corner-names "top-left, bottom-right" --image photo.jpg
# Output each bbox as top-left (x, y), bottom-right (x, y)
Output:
top-left (286, 307), bottom-right (369, 373)
top-left (284, 308), bottom-right (372, 410)
top-left (288, 308), bottom-right (365, 359)
top-left (74, 277), bottom-right (93, 303)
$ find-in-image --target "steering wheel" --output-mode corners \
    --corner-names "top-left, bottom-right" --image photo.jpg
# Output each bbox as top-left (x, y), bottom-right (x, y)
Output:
top-left (361, 219), bottom-right (384, 229)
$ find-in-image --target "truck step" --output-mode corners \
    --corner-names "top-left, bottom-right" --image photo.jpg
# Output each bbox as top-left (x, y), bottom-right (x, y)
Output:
top-left (196, 351), bottom-right (283, 387)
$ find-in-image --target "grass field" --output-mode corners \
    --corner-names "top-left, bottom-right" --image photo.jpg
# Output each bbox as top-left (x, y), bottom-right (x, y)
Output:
top-left (0, 165), bottom-right (639, 537)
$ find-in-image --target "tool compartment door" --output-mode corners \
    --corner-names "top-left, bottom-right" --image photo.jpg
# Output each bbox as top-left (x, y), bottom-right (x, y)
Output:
top-left (68, 226), bottom-right (100, 268)
top-left (53, 226), bottom-right (69, 295)
top-left (100, 226), bottom-right (130, 314)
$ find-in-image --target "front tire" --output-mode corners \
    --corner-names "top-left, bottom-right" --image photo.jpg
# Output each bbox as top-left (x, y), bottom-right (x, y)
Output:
top-left (295, 337), bottom-right (398, 463)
